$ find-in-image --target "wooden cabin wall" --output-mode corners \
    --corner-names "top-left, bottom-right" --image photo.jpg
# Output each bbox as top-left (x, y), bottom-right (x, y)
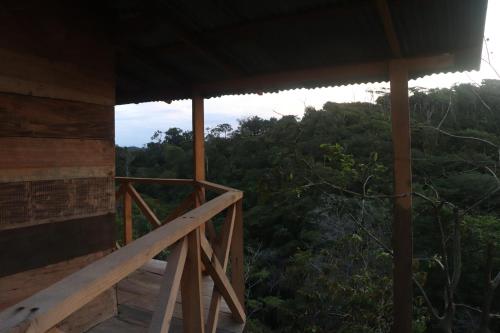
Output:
top-left (0, 2), bottom-right (117, 317)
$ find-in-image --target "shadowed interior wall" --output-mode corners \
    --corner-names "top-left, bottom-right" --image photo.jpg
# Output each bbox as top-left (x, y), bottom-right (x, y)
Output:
top-left (0, 2), bottom-right (116, 319)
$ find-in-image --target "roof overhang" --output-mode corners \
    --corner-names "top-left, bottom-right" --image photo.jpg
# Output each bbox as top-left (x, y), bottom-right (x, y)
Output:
top-left (3, 0), bottom-right (488, 104)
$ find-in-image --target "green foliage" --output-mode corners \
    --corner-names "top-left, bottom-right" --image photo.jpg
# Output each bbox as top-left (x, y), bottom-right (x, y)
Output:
top-left (116, 80), bottom-right (500, 332)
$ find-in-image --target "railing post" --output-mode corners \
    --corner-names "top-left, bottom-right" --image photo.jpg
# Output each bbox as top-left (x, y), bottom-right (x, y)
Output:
top-left (181, 228), bottom-right (205, 333)
top-left (231, 199), bottom-right (245, 310)
top-left (192, 93), bottom-right (207, 237)
top-left (123, 189), bottom-right (133, 245)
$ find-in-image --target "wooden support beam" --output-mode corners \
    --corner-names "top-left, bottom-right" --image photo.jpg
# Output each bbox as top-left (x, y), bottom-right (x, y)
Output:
top-left (123, 191), bottom-right (133, 245)
top-left (149, 237), bottom-right (188, 333)
top-left (375, 0), bottom-right (402, 57)
top-left (115, 183), bottom-right (127, 201)
top-left (192, 94), bottom-right (206, 182)
top-left (389, 59), bottom-right (413, 333)
top-left (126, 183), bottom-right (162, 228)
top-left (0, 190), bottom-right (242, 333)
top-left (200, 237), bottom-right (246, 324)
top-left (193, 94), bottom-right (207, 238)
top-left (194, 54), bottom-right (455, 98)
top-left (216, 205), bottom-right (237, 266)
top-left (206, 204), bottom-right (237, 333)
top-left (181, 229), bottom-right (205, 333)
top-left (231, 200), bottom-right (245, 307)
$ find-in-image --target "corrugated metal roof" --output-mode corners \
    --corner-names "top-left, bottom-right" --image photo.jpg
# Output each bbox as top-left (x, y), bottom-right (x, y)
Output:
top-left (104, 0), bottom-right (487, 104)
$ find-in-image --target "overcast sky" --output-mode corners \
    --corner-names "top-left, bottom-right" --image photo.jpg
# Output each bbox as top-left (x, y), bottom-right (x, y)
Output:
top-left (116, 0), bottom-right (500, 147)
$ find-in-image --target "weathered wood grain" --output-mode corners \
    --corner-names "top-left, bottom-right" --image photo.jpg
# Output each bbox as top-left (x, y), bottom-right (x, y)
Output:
top-left (181, 229), bottom-right (205, 333)
top-left (0, 93), bottom-right (114, 140)
top-left (91, 260), bottom-right (244, 333)
top-left (148, 238), bottom-right (187, 333)
top-left (0, 177), bottom-right (115, 229)
top-left (0, 166), bottom-right (114, 183)
top-left (0, 137), bottom-right (114, 170)
top-left (0, 251), bottom-right (109, 311)
top-left (0, 47), bottom-right (114, 106)
top-left (0, 214), bottom-right (115, 277)
top-left (57, 288), bottom-right (117, 333)
top-left (0, 1), bottom-right (115, 108)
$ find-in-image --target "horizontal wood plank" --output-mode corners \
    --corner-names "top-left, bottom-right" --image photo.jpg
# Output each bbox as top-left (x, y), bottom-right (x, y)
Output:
top-left (0, 177), bottom-right (115, 229)
top-left (0, 251), bottom-right (109, 311)
top-left (0, 47), bottom-right (114, 106)
top-left (0, 166), bottom-right (114, 183)
top-left (0, 137), bottom-right (114, 170)
top-left (0, 93), bottom-right (114, 140)
top-left (0, 214), bottom-right (115, 277)
top-left (110, 261), bottom-right (244, 333)
top-left (57, 288), bottom-right (117, 333)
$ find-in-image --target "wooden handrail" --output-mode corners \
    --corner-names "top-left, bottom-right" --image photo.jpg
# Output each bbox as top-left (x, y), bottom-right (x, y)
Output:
top-left (115, 177), bottom-right (194, 186)
top-left (0, 190), bottom-right (242, 333)
top-left (115, 177), bottom-right (241, 245)
top-left (196, 180), bottom-right (239, 193)
top-left (115, 177), bottom-right (240, 194)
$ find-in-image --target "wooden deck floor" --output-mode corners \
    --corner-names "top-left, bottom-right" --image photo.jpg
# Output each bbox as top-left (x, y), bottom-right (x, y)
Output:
top-left (87, 259), bottom-right (245, 333)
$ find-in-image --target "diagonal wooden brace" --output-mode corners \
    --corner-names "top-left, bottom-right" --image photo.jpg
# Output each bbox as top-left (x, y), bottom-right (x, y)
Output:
top-left (200, 237), bottom-right (246, 323)
top-left (126, 183), bottom-right (161, 228)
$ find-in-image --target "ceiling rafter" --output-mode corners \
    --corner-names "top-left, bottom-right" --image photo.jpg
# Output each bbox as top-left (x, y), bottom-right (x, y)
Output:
top-left (151, 1), bottom-right (374, 51)
top-left (375, 0), bottom-right (402, 58)
top-left (116, 45), bottom-right (194, 91)
top-left (158, 5), bottom-right (245, 78)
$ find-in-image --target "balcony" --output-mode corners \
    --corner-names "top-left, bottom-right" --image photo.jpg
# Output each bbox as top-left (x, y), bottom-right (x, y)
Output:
top-left (0, 178), bottom-right (245, 333)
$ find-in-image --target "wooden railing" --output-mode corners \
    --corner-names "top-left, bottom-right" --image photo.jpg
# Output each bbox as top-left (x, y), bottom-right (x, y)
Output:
top-left (0, 178), bottom-right (245, 333)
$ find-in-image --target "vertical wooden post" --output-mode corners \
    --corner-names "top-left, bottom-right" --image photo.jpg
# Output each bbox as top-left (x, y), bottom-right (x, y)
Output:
top-left (192, 93), bottom-right (206, 239)
top-left (389, 59), bottom-right (413, 333)
top-left (123, 190), bottom-right (133, 245)
top-left (230, 199), bottom-right (245, 309)
top-left (192, 93), bottom-right (206, 190)
top-left (181, 229), bottom-right (205, 333)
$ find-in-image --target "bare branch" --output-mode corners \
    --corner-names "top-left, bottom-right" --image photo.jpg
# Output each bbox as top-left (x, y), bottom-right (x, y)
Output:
top-left (413, 276), bottom-right (442, 320)
top-left (417, 125), bottom-right (499, 151)
top-left (436, 94), bottom-right (453, 129)
top-left (450, 213), bottom-right (461, 292)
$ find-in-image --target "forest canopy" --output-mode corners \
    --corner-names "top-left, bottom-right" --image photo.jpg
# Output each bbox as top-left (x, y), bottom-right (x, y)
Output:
top-left (116, 80), bottom-right (500, 333)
